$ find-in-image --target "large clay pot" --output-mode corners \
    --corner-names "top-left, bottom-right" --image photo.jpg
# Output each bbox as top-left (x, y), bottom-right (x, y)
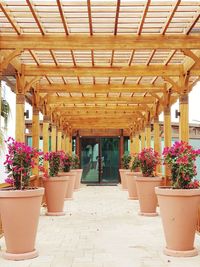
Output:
top-left (135, 176), bottom-right (162, 216)
top-left (0, 188), bottom-right (44, 260)
top-left (119, 169), bottom-right (128, 190)
top-left (65, 172), bottom-right (76, 200)
top-left (71, 169), bottom-right (83, 190)
top-left (155, 187), bottom-right (200, 257)
top-left (126, 172), bottom-right (139, 200)
top-left (43, 176), bottom-right (69, 216)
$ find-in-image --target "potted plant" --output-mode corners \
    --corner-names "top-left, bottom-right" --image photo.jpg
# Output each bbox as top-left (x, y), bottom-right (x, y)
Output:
top-left (59, 152), bottom-right (76, 200)
top-left (126, 154), bottom-right (141, 200)
top-left (70, 154), bottom-right (82, 193)
top-left (135, 148), bottom-right (162, 216)
top-left (0, 137), bottom-right (44, 260)
top-left (155, 141), bottom-right (200, 257)
top-left (43, 151), bottom-right (69, 216)
top-left (119, 153), bottom-right (132, 190)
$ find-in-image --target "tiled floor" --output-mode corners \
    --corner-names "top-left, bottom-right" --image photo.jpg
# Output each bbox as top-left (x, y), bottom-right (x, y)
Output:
top-left (0, 185), bottom-right (200, 267)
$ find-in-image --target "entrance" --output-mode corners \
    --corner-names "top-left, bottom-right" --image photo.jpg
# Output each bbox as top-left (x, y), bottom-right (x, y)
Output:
top-left (80, 137), bottom-right (119, 183)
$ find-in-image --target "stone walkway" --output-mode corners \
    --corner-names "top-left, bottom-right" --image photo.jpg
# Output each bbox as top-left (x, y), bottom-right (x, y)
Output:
top-left (0, 185), bottom-right (200, 267)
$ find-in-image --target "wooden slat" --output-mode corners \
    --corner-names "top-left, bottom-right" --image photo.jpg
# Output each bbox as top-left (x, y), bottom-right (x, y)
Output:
top-left (26, 0), bottom-right (45, 35)
top-left (56, 0), bottom-right (69, 35)
top-left (137, 0), bottom-right (151, 35)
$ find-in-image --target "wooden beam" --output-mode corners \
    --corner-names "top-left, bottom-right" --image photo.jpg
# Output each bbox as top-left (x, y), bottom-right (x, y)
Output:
top-left (2, 35), bottom-right (200, 50)
top-left (24, 65), bottom-right (182, 77)
top-left (39, 83), bottom-right (164, 93)
top-left (54, 105), bottom-right (149, 111)
top-left (47, 96), bottom-right (155, 105)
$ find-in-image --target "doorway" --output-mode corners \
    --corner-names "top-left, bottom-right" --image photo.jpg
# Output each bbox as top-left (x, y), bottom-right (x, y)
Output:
top-left (80, 137), bottom-right (120, 183)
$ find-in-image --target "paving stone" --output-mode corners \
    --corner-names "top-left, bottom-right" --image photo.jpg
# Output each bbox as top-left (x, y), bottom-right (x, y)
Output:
top-left (0, 186), bottom-right (200, 267)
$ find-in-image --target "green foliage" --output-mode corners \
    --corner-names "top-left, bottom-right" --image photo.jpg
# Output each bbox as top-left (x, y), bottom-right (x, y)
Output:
top-left (1, 99), bottom-right (10, 128)
top-left (121, 153), bottom-right (131, 169)
top-left (131, 154), bottom-right (140, 171)
top-left (71, 154), bottom-right (80, 169)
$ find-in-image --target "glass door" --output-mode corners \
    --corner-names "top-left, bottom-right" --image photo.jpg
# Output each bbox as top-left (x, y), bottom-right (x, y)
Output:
top-left (100, 138), bottom-right (119, 183)
top-left (80, 137), bottom-right (120, 183)
top-left (81, 137), bottom-right (99, 183)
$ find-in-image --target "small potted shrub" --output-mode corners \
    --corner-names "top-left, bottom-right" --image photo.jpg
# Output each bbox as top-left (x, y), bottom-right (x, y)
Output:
top-left (70, 154), bottom-right (83, 193)
top-left (43, 151), bottom-right (69, 215)
top-left (119, 153), bottom-right (132, 190)
top-left (135, 148), bottom-right (162, 216)
top-left (155, 141), bottom-right (200, 257)
top-left (126, 154), bottom-right (141, 200)
top-left (0, 137), bottom-right (44, 260)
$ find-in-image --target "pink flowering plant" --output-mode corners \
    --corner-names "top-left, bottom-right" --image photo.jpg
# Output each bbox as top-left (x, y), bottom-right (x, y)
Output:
top-left (163, 141), bottom-right (200, 189)
top-left (44, 151), bottom-right (62, 177)
top-left (60, 152), bottom-right (72, 172)
top-left (4, 137), bottom-right (40, 190)
top-left (138, 148), bottom-right (160, 177)
top-left (71, 154), bottom-right (80, 169)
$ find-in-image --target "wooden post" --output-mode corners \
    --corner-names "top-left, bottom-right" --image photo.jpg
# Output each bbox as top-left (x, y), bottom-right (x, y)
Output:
top-left (145, 124), bottom-right (151, 148)
top-left (43, 115), bottom-right (50, 171)
top-left (179, 93), bottom-right (189, 142)
top-left (140, 130), bottom-right (145, 150)
top-left (0, 80), bottom-right (2, 129)
top-left (135, 134), bottom-right (140, 153)
top-left (15, 93), bottom-right (25, 142)
top-left (66, 134), bottom-right (70, 154)
top-left (61, 133), bottom-right (65, 151)
top-left (69, 134), bottom-right (72, 155)
top-left (51, 123), bottom-right (57, 152)
top-left (164, 106), bottom-right (171, 181)
top-left (130, 134), bottom-right (135, 155)
top-left (57, 129), bottom-right (62, 151)
top-left (32, 106), bottom-right (40, 176)
top-left (76, 130), bottom-right (80, 156)
top-left (119, 129), bottom-right (124, 168)
top-left (154, 116), bottom-right (161, 173)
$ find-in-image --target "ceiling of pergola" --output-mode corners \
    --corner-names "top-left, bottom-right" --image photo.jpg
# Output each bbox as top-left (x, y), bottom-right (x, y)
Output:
top-left (0, 0), bottom-right (200, 131)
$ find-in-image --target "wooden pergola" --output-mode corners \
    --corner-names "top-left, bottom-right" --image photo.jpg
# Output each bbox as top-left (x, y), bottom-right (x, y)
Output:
top-left (0, 0), bottom-right (200, 175)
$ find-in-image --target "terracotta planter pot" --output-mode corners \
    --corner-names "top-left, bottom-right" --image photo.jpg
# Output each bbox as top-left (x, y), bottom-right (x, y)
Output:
top-left (71, 169), bottom-right (83, 190)
top-left (119, 169), bottom-right (128, 190)
top-left (126, 172), bottom-right (139, 200)
top-left (155, 187), bottom-right (200, 257)
top-left (135, 176), bottom-right (162, 216)
top-left (65, 172), bottom-right (76, 200)
top-left (0, 188), bottom-right (44, 260)
top-left (43, 176), bottom-right (69, 216)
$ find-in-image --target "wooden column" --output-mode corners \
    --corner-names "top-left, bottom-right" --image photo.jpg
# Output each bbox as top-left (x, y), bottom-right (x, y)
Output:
top-left (66, 134), bottom-right (70, 154)
top-left (179, 93), bottom-right (189, 142)
top-left (145, 124), bottom-right (151, 148)
top-left (154, 116), bottom-right (161, 173)
top-left (119, 129), bottom-right (124, 168)
top-left (135, 134), bottom-right (140, 153)
top-left (32, 106), bottom-right (40, 176)
top-left (51, 124), bottom-right (57, 152)
top-left (57, 129), bottom-right (62, 151)
top-left (15, 93), bottom-right (25, 142)
top-left (69, 134), bottom-right (72, 155)
top-left (130, 134), bottom-right (135, 155)
top-left (164, 106), bottom-right (172, 181)
top-left (0, 80), bottom-right (2, 129)
top-left (61, 133), bottom-right (66, 151)
top-left (140, 130), bottom-right (145, 150)
top-left (76, 131), bottom-right (80, 156)
top-left (43, 115), bottom-right (50, 171)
